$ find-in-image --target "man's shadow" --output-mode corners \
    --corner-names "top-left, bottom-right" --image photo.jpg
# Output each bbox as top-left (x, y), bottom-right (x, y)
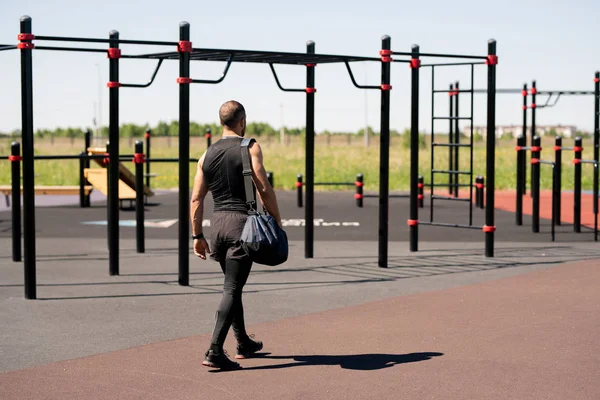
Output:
top-left (233, 352), bottom-right (443, 372)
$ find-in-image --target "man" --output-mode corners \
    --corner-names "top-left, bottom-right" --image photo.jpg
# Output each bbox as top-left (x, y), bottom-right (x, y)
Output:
top-left (190, 100), bottom-right (283, 370)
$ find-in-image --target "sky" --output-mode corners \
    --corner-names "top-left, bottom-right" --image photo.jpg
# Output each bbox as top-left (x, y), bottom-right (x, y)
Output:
top-left (1, 0), bottom-right (599, 136)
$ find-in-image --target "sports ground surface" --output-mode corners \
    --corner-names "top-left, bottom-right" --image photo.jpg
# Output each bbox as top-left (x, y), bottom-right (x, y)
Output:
top-left (1, 190), bottom-right (598, 399)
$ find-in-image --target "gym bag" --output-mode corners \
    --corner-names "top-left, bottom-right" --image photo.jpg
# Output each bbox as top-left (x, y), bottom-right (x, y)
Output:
top-left (239, 138), bottom-right (288, 266)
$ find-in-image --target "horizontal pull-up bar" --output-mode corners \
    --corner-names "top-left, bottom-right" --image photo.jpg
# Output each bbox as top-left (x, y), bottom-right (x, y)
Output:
top-left (33, 35), bottom-right (178, 47)
top-left (392, 51), bottom-right (488, 60)
top-left (344, 62), bottom-right (380, 90)
top-left (34, 46), bottom-right (107, 54)
top-left (191, 55), bottom-right (233, 84)
top-left (121, 59), bottom-right (164, 88)
top-left (421, 61), bottom-right (486, 67)
top-left (0, 44), bottom-right (17, 51)
top-left (269, 63), bottom-right (305, 92)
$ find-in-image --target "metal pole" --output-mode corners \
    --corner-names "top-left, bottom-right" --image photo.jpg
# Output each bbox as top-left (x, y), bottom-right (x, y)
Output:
top-left (379, 36), bottom-right (392, 266)
top-left (296, 174), bottom-right (303, 208)
top-left (418, 175), bottom-right (424, 208)
top-left (522, 84), bottom-right (528, 196)
top-left (84, 129), bottom-right (91, 207)
top-left (135, 141), bottom-right (145, 253)
top-left (484, 40), bottom-right (497, 258)
top-left (594, 71), bottom-right (599, 241)
top-left (79, 152), bottom-right (86, 208)
top-left (573, 136), bottom-right (582, 233)
top-left (20, 16), bottom-right (36, 299)
top-left (408, 44), bottom-right (419, 254)
top-left (448, 83), bottom-right (454, 194)
top-left (454, 81), bottom-right (460, 198)
top-left (305, 41), bottom-right (316, 259)
top-left (530, 80), bottom-right (537, 198)
top-left (178, 22), bottom-right (191, 285)
top-left (552, 163), bottom-right (557, 242)
top-left (145, 129), bottom-right (151, 192)
top-left (516, 135), bottom-right (525, 225)
top-left (355, 173), bottom-right (363, 208)
top-left (108, 29), bottom-right (120, 276)
top-left (206, 127), bottom-right (212, 148)
top-left (532, 136), bottom-right (541, 233)
top-left (554, 136), bottom-right (562, 225)
top-left (10, 142), bottom-right (22, 262)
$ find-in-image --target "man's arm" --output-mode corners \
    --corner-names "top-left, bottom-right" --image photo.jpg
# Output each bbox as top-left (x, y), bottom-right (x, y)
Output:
top-left (190, 152), bottom-right (210, 259)
top-left (249, 141), bottom-right (282, 227)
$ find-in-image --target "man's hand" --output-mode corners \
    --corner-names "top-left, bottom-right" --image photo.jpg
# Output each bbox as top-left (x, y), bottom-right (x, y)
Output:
top-left (193, 238), bottom-right (211, 260)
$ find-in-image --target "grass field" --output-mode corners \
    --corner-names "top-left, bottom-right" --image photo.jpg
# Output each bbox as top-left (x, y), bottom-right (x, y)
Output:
top-left (0, 134), bottom-right (597, 193)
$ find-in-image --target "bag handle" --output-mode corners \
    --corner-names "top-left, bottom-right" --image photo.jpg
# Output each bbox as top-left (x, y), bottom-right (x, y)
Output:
top-left (240, 138), bottom-right (258, 215)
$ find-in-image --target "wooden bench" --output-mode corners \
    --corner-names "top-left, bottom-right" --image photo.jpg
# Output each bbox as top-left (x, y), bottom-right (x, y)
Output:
top-left (0, 185), bottom-right (94, 207)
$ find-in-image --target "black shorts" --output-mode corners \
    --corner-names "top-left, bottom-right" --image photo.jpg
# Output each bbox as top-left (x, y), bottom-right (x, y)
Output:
top-left (209, 211), bottom-right (250, 263)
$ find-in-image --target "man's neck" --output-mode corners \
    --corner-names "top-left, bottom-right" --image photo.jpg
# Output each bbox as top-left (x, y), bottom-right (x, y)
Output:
top-left (222, 129), bottom-right (242, 138)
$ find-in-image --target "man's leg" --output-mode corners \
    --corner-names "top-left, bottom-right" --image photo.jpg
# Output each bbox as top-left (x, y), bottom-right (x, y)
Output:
top-left (218, 259), bottom-right (251, 344)
top-left (209, 257), bottom-right (252, 352)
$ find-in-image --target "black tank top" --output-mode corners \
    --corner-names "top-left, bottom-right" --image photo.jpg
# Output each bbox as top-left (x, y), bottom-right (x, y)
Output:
top-left (202, 136), bottom-right (249, 213)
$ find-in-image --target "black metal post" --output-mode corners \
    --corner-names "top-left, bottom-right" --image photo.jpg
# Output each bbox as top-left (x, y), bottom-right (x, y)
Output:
top-left (296, 174), bottom-right (303, 208)
top-left (206, 128), bottom-right (212, 148)
top-left (356, 173), bottom-right (363, 208)
top-left (418, 175), bottom-right (424, 208)
top-left (479, 176), bottom-right (485, 209)
top-left (79, 152), bottom-right (86, 208)
top-left (522, 84), bottom-right (528, 195)
top-left (454, 81), bottom-right (460, 198)
top-left (178, 22), bottom-right (191, 285)
top-left (448, 83), bottom-right (454, 194)
top-left (84, 129), bottom-right (91, 207)
top-left (531, 136), bottom-right (541, 233)
top-left (305, 41), bottom-right (316, 259)
top-left (267, 171), bottom-right (273, 187)
top-left (554, 136), bottom-right (562, 225)
top-left (108, 29), bottom-right (120, 276)
top-left (516, 135), bottom-right (525, 225)
top-left (474, 176), bottom-right (481, 209)
top-left (485, 40), bottom-right (497, 258)
top-left (408, 44), bottom-right (419, 254)
top-left (20, 16), bottom-right (36, 299)
top-left (551, 163), bottom-right (557, 242)
top-left (573, 136), bottom-right (582, 233)
top-left (135, 141), bottom-right (145, 253)
top-left (10, 142), bottom-right (22, 262)
top-left (378, 36), bottom-right (392, 266)
top-left (594, 71), bottom-right (599, 241)
top-left (145, 129), bottom-right (151, 192)
top-left (530, 80), bottom-right (537, 198)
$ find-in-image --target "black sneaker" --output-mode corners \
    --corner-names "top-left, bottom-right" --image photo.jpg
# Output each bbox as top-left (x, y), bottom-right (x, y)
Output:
top-left (202, 349), bottom-right (241, 370)
top-left (235, 335), bottom-right (263, 359)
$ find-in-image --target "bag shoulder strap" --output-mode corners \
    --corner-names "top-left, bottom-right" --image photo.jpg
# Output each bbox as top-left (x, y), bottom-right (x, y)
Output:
top-left (240, 138), bottom-right (257, 215)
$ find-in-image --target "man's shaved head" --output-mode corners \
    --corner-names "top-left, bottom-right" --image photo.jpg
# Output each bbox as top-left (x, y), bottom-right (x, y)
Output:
top-left (219, 100), bottom-right (246, 129)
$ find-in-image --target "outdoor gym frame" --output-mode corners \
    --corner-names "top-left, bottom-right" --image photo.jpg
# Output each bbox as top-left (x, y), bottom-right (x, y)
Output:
top-left (5, 15), bottom-right (498, 299)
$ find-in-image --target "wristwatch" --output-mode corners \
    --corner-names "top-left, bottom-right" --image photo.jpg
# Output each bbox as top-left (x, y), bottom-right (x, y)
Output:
top-left (192, 233), bottom-right (204, 240)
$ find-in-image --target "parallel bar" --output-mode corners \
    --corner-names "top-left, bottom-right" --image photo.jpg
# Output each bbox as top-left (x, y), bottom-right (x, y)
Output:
top-left (144, 157), bottom-right (199, 162)
top-left (485, 39), bottom-right (497, 257)
top-left (432, 142), bottom-right (471, 148)
top-left (537, 160), bottom-right (554, 165)
top-left (419, 221), bottom-right (483, 230)
top-left (423, 183), bottom-right (471, 187)
top-left (392, 51), bottom-right (487, 60)
top-left (305, 41), bottom-right (316, 259)
top-left (121, 59), bottom-right (164, 88)
top-left (432, 169), bottom-right (471, 175)
top-left (33, 154), bottom-right (105, 160)
top-left (34, 46), bottom-right (108, 54)
top-left (431, 195), bottom-right (470, 202)
top-left (178, 22), bottom-right (191, 286)
top-left (378, 36), bottom-right (391, 267)
top-left (409, 44), bottom-right (419, 253)
top-left (20, 16), bottom-right (36, 299)
top-left (35, 35), bottom-right (178, 46)
top-left (11, 142), bottom-right (22, 262)
top-left (344, 62), bottom-right (381, 90)
top-left (108, 30), bottom-right (120, 276)
top-left (312, 182), bottom-right (354, 186)
top-left (433, 116), bottom-right (471, 120)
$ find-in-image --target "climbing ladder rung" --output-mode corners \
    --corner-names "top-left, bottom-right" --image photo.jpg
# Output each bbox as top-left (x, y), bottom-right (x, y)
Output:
top-left (432, 143), bottom-right (472, 148)
top-left (431, 195), bottom-right (471, 203)
top-left (432, 169), bottom-right (471, 175)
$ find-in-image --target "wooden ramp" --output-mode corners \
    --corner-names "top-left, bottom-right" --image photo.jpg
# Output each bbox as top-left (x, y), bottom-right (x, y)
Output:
top-left (87, 148), bottom-right (153, 197)
top-left (84, 168), bottom-right (137, 200)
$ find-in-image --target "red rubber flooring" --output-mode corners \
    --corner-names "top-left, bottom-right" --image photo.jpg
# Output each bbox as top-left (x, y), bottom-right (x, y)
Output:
top-left (1, 258), bottom-right (598, 400)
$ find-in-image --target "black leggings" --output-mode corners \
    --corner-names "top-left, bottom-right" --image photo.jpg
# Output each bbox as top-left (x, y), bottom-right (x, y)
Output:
top-left (209, 257), bottom-right (253, 350)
